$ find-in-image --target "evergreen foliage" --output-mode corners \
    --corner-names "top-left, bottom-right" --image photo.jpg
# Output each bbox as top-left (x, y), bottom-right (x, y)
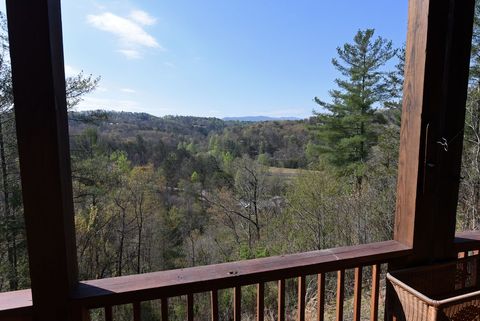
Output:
top-left (312, 29), bottom-right (397, 180)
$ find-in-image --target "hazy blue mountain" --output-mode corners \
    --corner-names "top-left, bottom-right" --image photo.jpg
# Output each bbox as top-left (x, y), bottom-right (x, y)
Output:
top-left (222, 116), bottom-right (301, 122)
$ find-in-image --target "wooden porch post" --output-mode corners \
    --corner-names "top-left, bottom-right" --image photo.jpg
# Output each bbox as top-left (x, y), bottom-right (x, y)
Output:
top-left (5, 1), bottom-right (79, 321)
top-left (394, 0), bottom-right (475, 264)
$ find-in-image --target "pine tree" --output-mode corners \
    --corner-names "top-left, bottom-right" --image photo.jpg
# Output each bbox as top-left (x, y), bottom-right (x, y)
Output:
top-left (312, 29), bottom-right (396, 184)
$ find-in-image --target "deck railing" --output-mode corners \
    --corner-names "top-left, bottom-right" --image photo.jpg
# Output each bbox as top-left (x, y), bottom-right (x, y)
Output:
top-left (1, 231), bottom-right (479, 321)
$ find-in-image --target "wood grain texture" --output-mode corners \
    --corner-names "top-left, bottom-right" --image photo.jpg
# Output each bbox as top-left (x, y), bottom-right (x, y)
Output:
top-left (73, 241), bottom-right (409, 308)
top-left (394, 0), bottom-right (475, 263)
top-left (353, 267), bottom-right (362, 321)
top-left (5, 231), bottom-right (480, 318)
top-left (336, 270), bottom-right (345, 321)
top-left (370, 265), bottom-right (380, 321)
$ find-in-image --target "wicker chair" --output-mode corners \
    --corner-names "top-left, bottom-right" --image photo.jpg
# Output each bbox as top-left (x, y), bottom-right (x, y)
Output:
top-left (387, 256), bottom-right (480, 321)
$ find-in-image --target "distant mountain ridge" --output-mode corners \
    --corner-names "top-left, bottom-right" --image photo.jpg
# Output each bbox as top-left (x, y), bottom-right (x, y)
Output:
top-left (222, 116), bottom-right (301, 122)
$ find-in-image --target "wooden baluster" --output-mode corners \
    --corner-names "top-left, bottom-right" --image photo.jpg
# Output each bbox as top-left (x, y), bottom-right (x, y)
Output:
top-left (353, 267), bottom-right (363, 321)
top-left (187, 294), bottom-right (194, 321)
top-left (161, 298), bottom-right (169, 321)
top-left (317, 274), bottom-right (325, 321)
top-left (211, 290), bottom-right (219, 321)
top-left (278, 279), bottom-right (286, 321)
top-left (234, 286), bottom-right (242, 321)
top-left (370, 264), bottom-right (380, 321)
top-left (78, 308), bottom-right (91, 321)
top-left (336, 270), bottom-right (345, 321)
top-left (257, 283), bottom-right (264, 321)
top-left (133, 302), bottom-right (141, 321)
top-left (298, 276), bottom-right (306, 321)
top-left (104, 305), bottom-right (113, 321)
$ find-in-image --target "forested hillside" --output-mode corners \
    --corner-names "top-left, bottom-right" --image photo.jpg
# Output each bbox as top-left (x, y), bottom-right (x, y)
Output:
top-left (0, 26), bottom-right (407, 321)
top-left (2, 6), bottom-right (480, 320)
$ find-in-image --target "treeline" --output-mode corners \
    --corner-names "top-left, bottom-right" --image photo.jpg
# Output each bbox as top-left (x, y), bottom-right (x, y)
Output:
top-left (0, 26), bottom-right (403, 321)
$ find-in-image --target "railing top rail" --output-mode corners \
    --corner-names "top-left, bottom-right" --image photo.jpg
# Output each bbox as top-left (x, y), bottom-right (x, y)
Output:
top-left (454, 230), bottom-right (480, 252)
top-left (1, 231), bottom-right (478, 317)
top-left (0, 289), bottom-right (31, 317)
top-left (72, 240), bottom-right (410, 308)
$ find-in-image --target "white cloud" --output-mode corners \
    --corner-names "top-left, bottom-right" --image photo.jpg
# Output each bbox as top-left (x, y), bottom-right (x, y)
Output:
top-left (130, 10), bottom-right (157, 26)
top-left (117, 49), bottom-right (142, 59)
top-left (121, 88), bottom-right (136, 93)
top-left (64, 64), bottom-right (80, 77)
top-left (76, 96), bottom-right (144, 112)
top-left (75, 96), bottom-right (174, 116)
top-left (163, 62), bottom-right (176, 68)
top-left (87, 11), bottom-right (163, 59)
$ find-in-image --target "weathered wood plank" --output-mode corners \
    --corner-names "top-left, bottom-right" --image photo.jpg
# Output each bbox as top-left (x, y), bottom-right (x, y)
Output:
top-left (73, 241), bottom-right (410, 308)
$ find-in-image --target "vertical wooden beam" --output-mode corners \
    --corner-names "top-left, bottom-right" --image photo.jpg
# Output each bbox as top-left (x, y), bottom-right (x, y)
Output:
top-left (234, 286), bottom-right (241, 321)
top-left (133, 302), bottom-right (141, 321)
top-left (211, 290), bottom-right (219, 321)
top-left (104, 306), bottom-right (113, 321)
top-left (317, 274), bottom-right (325, 321)
top-left (297, 276), bottom-right (306, 321)
top-left (5, 1), bottom-right (79, 321)
top-left (395, 0), bottom-right (475, 263)
top-left (257, 283), bottom-right (264, 321)
top-left (336, 270), bottom-right (345, 321)
top-left (187, 294), bottom-right (194, 321)
top-left (161, 298), bottom-right (169, 321)
top-left (353, 267), bottom-right (363, 321)
top-left (278, 279), bottom-right (285, 321)
top-left (370, 265), bottom-right (380, 321)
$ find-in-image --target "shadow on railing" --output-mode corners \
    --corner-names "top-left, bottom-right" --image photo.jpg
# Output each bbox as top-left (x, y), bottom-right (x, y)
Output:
top-left (1, 231), bottom-right (479, 321)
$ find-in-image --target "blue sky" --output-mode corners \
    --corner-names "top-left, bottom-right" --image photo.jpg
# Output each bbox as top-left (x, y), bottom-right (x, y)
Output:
top-left (2, 1), bottom-right (408, 118)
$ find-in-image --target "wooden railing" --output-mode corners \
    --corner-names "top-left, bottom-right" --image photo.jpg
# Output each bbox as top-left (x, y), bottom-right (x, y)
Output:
top-left (72, 240), bottom-right (409, 321)
top-left (1, 231), bottom-right (479, 321)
